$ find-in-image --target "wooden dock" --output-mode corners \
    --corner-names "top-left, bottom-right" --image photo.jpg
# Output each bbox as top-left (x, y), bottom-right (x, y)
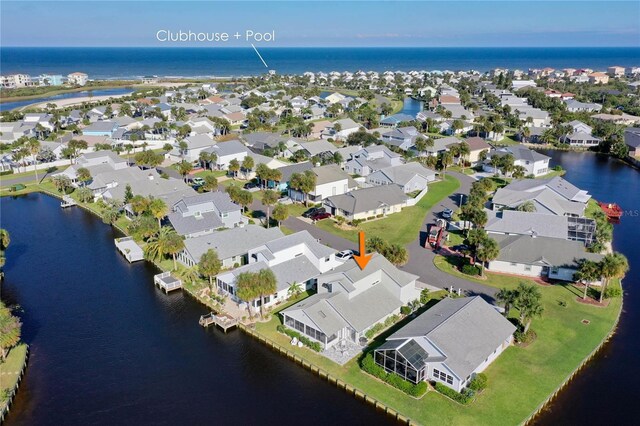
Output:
top-left (199, 312), bottom-right (238, 332)
top-left (153, 271), bottom-right (182, 293)
top-left (114, 237), bottom-right (145, 262)
top-left (60, 195), bottom-right (77, 208)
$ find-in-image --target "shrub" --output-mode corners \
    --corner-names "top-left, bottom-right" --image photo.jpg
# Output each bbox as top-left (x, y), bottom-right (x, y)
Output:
top-left (350, 219), bottom-right (364, 226)
top-left (367, 216), bottom-right (375, 221)
top-left (0, 170), bottom-right (13, 176)
top-left (468, 373), bottom-right (488, 392)
top-left (364, 314), bottom-right (400, 339)
top-left (434, 382), bottom-right (474, 404)
top-left (604, 286), bottom-right (622, 299)
top-left (400, 306), bottom-right (412, 315)
top-left (461, 263), bottom-right (481, 276)
top-left (376, 214), bottom-right (384, 218)
top-left (553, 165), bottom-right (564, 172)
top-left (420, 289), bottom-right (430, 304)
top-left (514, 329), bottom-right (537, 344)
top-left (360, 354), bottom-right (428, 398)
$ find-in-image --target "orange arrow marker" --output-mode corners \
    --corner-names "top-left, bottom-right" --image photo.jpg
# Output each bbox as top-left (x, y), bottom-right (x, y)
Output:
top-left (353, 231), bottom-right (372, 270)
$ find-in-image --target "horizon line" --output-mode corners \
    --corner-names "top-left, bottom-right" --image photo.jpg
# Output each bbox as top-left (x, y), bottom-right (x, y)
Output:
top-left (2, 45), bottom-right (639, 49)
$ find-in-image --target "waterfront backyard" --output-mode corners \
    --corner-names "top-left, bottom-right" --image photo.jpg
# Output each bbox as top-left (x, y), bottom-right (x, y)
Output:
top-left (254, 276), bottom-right (622, 425)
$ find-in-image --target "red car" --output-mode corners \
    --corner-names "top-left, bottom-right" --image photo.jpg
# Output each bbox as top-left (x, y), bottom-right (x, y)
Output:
top-left (310, 212), bottom-right (331, 221)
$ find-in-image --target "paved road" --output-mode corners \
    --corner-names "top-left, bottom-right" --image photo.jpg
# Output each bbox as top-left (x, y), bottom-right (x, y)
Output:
top-left (399, 172), bottom-right (497, 299)
top-left (0, 169), bottom-right (58, 187)
top-left (248, 172), bottom-right (497, 299)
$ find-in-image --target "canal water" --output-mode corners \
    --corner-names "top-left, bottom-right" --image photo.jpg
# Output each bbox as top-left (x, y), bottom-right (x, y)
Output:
top-left (531, 150), bottom-right (639, 425)
top-left (0, 193), bottom-right (388, 425)
top-left (0, 88), bottom-right (133, 111)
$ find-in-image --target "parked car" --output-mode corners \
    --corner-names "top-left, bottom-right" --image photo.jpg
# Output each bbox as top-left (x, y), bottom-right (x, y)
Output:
top-left (441, 208), bottom-right (453, 219)
top-left (192, 177), bottom-right (205, 186)
top-left (310, 212), bottom-right (331, 221)
top-left (244, 181), bottom-right (258, 190)
top-left (303, 207), bottom-right (326, 218)
top-left (336, 250), bottom-right (354, 261)
top-left (451, 244), bottom-right (470, 253)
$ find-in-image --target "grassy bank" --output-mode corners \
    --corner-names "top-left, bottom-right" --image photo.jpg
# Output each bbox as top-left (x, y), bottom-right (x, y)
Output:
top-left (0, 344), bottom-right (28, 415)
top-left (0, 81), bottom-right (138, 103)
top-left (315, 175), bottom-right (460, 246)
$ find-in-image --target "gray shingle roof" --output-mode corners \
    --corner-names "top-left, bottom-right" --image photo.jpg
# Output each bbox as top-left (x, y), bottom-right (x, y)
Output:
top-left (491, 234), bottom-right (603, 267)
top-left (325, 185), bottom-right (408, 215)
top-left (486, 210), bottom-right (569, 239)
top-left (264, 230), bottom-right (335, 259)
top-left (182, 225), bottom-right (284, 263)
top-left (167, 211), bottom-right (224, 236)
top-left (388, 297), bottom-right (517, 379)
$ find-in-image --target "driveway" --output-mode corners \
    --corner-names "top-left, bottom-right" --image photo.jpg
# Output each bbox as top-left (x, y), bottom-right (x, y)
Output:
top-left (398, 171), bottom-right (497, 299)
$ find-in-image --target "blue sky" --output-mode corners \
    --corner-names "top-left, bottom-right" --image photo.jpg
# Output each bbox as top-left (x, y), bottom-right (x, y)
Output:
top-left (1, 1), bottom-right (639, 47)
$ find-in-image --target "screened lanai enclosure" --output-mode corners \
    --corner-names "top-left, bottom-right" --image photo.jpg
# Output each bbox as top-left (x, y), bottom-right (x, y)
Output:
top-left (374, 339), bottom-right (444, 384)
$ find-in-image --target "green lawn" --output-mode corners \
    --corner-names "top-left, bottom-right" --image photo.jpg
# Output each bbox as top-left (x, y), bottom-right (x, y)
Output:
top-left (0, 343), bottom-right (28, 412)
top-left (252, 256), bottom-right (622, 426)
top-left (194, 169), bottom-right (227, 179)
top-left (315, 175), bottom-right (461, 246)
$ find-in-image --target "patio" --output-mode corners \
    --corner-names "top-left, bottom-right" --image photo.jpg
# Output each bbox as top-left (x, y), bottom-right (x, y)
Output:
top-left (321, 339), bottom-right (363, 365)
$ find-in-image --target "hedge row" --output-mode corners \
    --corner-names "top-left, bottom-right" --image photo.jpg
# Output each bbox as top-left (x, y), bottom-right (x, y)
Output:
top-left (361, 354), bottom-right (428, 398)
top-left (276, 325), bottom-right (322, 352)
top-left (434, 382), bottom-right (475, 404)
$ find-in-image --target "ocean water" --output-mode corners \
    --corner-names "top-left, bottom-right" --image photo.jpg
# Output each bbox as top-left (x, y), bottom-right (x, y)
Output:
top-left (1, 47), bottom-right (639, 79)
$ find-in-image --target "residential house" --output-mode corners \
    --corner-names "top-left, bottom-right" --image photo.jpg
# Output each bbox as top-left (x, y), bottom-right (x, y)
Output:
top-left (323, 185), bottom-right (409, 221)
top-left (374, 296), bottom-right (515, 392)
top-left (281, 254), bottom-right (421, 349)
top-left (288, 164), bottom-right (357, 202)
top-left (488, 234), bottom-right (603, 282)
top-left (167, 191), bottom-right (246, 238)
top-left (380, 113), bottom-right (415, 128)
top-left (297, 140), bottom-right (338, 160)
top-left (366, 162), bottom-right (436, 194)
top-left (423, 136), bottom-right (460, 157)
top-left (203, 140), bottom-right (250, 170)
top-left (178, 225), bottom-right (284, 268)
top-left (589, 72), bottom-right (610, 84)
top-left (464, 137), bottom-right (492, 165)
top-left (168, 134), bottom-right (217, 163)
top-left (492, 177), bottom-right (591, 217)
top-left (216, 231), bottom-right (341, 310)
top-left (82, 120), bottom-right (119, 137)
top-left (623, 128), bottom-right (640, 157)
top-left (485, 210), bottom-right (596, 246)
top-left (483, 146), bottom-right (551, 177)
top-left (564, 99), bottom-right (602, 113)
top-left (266, 162), bottom-right (314, 191)
top-left (381, 126), bottom-right (420, 151)
top-left (67, 72), bottom-right (88, 86)
top-left (344, 145), bottom-right (403, 176)
top-left (324, 118), bottom-right (361, 140)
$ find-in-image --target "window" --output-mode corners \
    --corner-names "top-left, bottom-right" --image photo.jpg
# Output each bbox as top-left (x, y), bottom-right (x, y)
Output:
top-left (221, 212), bottom-right (229, 218)
top-left (524, 265), bottom-right (532, 271)
top-left (433, 368), bottom-right (454, 385)
top-left (551, 267), bottom-right (559, 274)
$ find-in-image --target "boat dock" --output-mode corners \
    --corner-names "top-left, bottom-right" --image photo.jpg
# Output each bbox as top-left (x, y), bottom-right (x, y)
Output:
top-left (60, 195), bottom-right (77, 208)
top-left (199, 312), bottom-right (238, 332)
top-left (114, 237), bottom-right (145, 262)
top-left (153, 271), bottom-right (183, 293)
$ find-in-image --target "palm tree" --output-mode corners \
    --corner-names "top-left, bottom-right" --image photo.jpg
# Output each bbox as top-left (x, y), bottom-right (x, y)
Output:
top-left (287, 282), bottom-right (303, 299)
top-left (26, 138), bottom-right (41, 183)
top-left (0, 229), bottom-right (10, 279)
top-left (198, 249), bottom-right (222, 291)
top-left (262, 190), bottom-right (279, 228)
top-left (496, 288), bottom-right (517, 316)
top-left (513, 283), bottom-right (544, 333)
top-left (235, 272), bottom-right (259, 320)
top-left (598, 253), bottom-right (629, 303)
top-left (241, 156), bottom-right (255, 180)
top-left (145, 226), bottom-right (184, 270)
top-left (272, 204), bottom-right (289, 227)
top-left (476, 237), bottom-right (499, 277)
top-left (516, 201), bottom-right (536, 212)
top-left (228, 159), bottom-right (240, 179)
top-left (440, 151), bottom-right (453, 177)
top-left (149, 198), bottom-right (168, 227)
top-left (457, 142), bottom-right (470, 171)
top-left (76, 167), bottom-right (92, 187)
top-left (176, 160), bottom-right (194, 182)
top-left (257, 269), bottom-right (277, 319)
top-left (0, 302), bottom-right (21, 361)
top-left (198, 151), bottom-right (211, 170)
top-left (575, 259), bottom-right (602, 300)
top-left (202, 175), bottom-right (218, 192)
